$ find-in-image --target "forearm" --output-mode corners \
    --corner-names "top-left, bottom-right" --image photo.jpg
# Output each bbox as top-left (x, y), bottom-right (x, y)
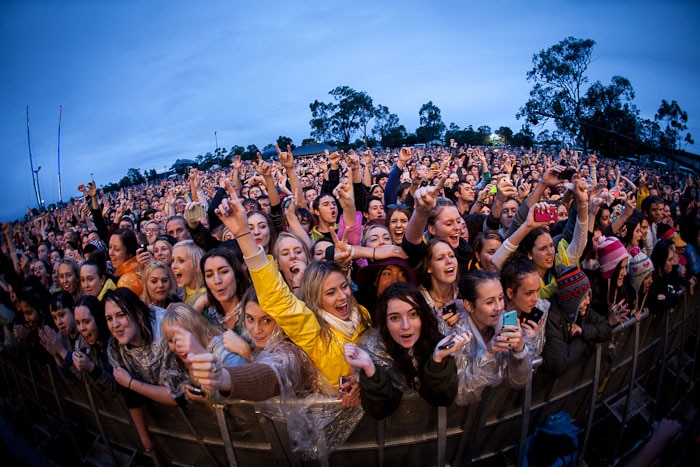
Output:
top-left (404, 210), bottom-right (430, 244)
top-left (129, 379), bottom-right (178, 406)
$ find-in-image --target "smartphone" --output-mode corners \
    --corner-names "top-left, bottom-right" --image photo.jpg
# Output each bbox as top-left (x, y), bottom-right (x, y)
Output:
top-left (489, 185), bottom-right (498, 194)
top-left (438, 341), bottom-right (455, 350)
top-left (525, 307), bottom-right (544, 325)
top-left (558, 168), bottom-right (576, 180)
top-left (502, 310), bottom-right (518, 331)
top-left (339, 375), bottom-right (353, 393)
top-left (138, 242), bottom-right (148, 253)
top-left (442, 303), bottom-right (457, 320)
top-left (282, 197), bottom-right (292, 210)
top-left (534, 205), bottom-right (558, 223)
top-left (189, 386), bottom-right (205, 397)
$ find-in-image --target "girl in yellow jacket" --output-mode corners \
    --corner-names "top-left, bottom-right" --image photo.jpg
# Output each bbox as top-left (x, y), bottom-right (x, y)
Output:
top-left (215, 180), bottom-right (371, 407)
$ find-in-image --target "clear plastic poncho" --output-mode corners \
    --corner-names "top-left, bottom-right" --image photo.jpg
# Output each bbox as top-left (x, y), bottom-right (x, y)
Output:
top-left (250, 321), bottom-right (364, 460)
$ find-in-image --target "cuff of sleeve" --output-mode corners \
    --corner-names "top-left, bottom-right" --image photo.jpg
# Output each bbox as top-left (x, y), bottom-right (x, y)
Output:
top-left (502, 238), bottom-right (518, 253)
top-left (243, 246), bottom-right (268, 271)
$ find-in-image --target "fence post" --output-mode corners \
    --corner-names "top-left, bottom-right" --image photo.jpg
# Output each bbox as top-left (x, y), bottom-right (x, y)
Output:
top-left (613, 319), bottom-right (641, 458)
top-left (579, 343), bottom-right (603, 464)
top-left (212, 403), bottom-right (238, 467)
top-left (437, 405), bottom-right (447, 467)
top-left (516, 366), bottom-right (535, 467)
top-left (84, 382), bottom-right (119, 467)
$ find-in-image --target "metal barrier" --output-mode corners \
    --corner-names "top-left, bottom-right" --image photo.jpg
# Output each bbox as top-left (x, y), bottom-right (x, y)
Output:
top-left (1, 290), bottom-right (698, 466)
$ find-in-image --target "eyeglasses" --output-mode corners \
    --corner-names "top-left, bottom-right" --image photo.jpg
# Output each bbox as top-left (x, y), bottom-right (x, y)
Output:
top-left (386, 203), bottom-right (410, 210)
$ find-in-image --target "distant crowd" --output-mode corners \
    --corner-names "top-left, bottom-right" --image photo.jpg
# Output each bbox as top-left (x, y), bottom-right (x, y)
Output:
top-left (1, 142), bottom-right (699, 458)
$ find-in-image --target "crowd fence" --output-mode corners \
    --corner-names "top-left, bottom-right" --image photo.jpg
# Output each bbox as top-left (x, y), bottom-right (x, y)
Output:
top-left (1, 290), bottom-right (698, 466)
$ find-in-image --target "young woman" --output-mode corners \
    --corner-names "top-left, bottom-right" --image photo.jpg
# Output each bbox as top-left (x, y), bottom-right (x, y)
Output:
top-left (467, 232), bottom-right (503, 273)
top-left (104, 287), bottom-right (185, 453)
top-left (648, 239), bottom-right (683, 316)
top-left (80, 255), bottom-right (116, 300)
top-left (201, 248), bottom-right (251, 330)
top-left (589, 236), bottom-right (630, 318)
top-left (171, 240), bottom-right (208, 313)
top-left (109, 229), bottom-right (143, 296)
top-left (189, 287), bottom-right (355, 459)
top-left (459, 270), bottom-right (531, 404)
top-left (345, 282), bottom-right (467, 419)
top-left (39, 291), bottom-right (79, 370)
top-left (501, 259), bottom-right (549, 358)
top-left (161, 302), bottom-right (247, 398)
top-left (418, 239), bottom-right (463, 332)
top-left (542, 266), bottom-right (622, 376)
top-left (12, 280), bottom-right (51, 360)
top-left (273, 232), bottom-right (312, 291)
top-left (215, 181), bottom-right (371, 406)
top-left (140, 260), bottom-right (179, 309)
top-left (247, 210), bottom-right (278, 255)
top-left (71, 295), bottom-right (116, 393)
top-left (385, 205), bottom-right (411, 246)
top-left (56, 259), bottom-right (82, 302)
top-left (153, 235), bottom-right (176, 266)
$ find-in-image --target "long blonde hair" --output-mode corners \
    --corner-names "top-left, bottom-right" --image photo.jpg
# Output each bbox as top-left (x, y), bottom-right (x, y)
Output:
top-left (173, 240), bottom-right (205, 290)
top-left (140, 260), bottom-right (176, 305)
top-left (161, 302), bottom-right (219, 350)
top-left (298, 262), bottom-right (368, 344)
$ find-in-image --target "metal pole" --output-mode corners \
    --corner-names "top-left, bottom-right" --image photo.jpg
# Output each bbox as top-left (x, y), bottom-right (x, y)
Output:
top-left (580, 343), bottom-right (603, 464)
top-left (57, 105), bottom-right (63, 203)
top-left (437, 406), bottom-right (447, 467)
top-left (26, 105), bottom-right (41, 208)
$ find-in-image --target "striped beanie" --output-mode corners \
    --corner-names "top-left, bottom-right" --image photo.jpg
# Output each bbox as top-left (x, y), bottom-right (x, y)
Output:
top-left (627, 247), bottom-right (653, 293)
top-left (598, 236), bottom-right (628, 279)
top-left (556, 265), bottom-right (591, 324)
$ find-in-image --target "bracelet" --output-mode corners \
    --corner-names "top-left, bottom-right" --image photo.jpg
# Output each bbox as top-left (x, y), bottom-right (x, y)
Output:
top-left (372, 248), bottom-right (376, 261)
top-left (128, 377), bottom-right (134, 390)
top-left (235, 231), bottom-right (251, 239)
top-left (578, 203), bottom-right (588, 209)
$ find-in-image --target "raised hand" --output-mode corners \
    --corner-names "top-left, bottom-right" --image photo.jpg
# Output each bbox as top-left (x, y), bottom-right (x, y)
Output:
top-left (433, 331), bottom-right (471, 363)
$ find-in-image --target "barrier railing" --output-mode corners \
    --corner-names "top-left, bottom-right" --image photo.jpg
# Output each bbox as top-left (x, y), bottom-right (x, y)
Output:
top-left (1, 290), bottom-right (698, 466)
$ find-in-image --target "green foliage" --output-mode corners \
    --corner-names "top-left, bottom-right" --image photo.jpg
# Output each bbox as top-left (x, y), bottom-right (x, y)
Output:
top-left (518, 37), bottom-right (596, 143)
top-left (416, 101), bottom-right (445, 143)
top-left (276, 135), bottom-right (295, 150)
top-left (654, 99), bottom-right (694, 151)
top-left (301, 138), bottom-right (317, 146)
top-left (242, 144), bottom-right (259, 160)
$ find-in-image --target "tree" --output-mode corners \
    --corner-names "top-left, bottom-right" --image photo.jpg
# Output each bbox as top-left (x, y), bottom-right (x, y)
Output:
top-left (373, 105), bottom-right (403, 147)
top-left (276, 136), bottom-right (295, 150)
top-left (126, 168), bottom-right (144, 185)
top-left (511, 125), bottom-right (536, 147)
top-left (581, 76), bottom-right (640, 156)
top-left (517, 37), bottom-right (596, 147)
top-left (495, 126), bottom-right (514, 146)
top-left (654, 99), bottom-right (694, 152)
top-left (309, 100), bottom-right (333, 143)
top-left (230, 145), bottom-right (245, 156)
top-left (243, 144), bottom-right (259, 160)
top-left (309, 86), bottom-right (377, 148)
top-left (301, 138), bottom-right (317, 146)
top-left (416, 101), bottom-right (445, 143)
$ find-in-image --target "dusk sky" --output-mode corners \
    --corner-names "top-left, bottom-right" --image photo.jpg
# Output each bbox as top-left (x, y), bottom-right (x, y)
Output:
top-left (2, 0), bottom-right (699, 221)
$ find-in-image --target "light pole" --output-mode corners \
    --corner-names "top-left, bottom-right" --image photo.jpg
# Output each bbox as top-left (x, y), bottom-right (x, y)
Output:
top-left (34, 166), bottom-right (44, 209)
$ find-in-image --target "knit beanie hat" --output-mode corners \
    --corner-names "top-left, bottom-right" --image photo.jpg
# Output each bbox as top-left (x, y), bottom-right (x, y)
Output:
top-left (627, 247), bottom-right (653, 293)
top-left (597, 236), bottom-right (628, 279)
top-left (555, 265), bottom-right (591, 324)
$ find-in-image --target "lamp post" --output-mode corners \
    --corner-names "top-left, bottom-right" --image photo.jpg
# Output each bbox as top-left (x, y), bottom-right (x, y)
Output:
top-left (34, 166), bottom-right (44, 209)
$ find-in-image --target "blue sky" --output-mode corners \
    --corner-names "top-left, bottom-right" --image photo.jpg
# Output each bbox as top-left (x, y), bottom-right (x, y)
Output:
top-left (2, 0), bottom-right (699, 221)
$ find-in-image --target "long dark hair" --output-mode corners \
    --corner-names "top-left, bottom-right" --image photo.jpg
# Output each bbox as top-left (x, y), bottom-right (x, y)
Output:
top-left (377, 282), bottom-right (443, 389)
top-left (200, 247), bottom-right (251, 317)
top-left (103, 288), bottom-right (154, 351)
top-left (75, 295), bottom-right (109, 346)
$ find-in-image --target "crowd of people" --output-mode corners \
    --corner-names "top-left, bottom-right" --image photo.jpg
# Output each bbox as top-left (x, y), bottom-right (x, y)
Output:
top-left (1, 141), bottom-right (698, 458)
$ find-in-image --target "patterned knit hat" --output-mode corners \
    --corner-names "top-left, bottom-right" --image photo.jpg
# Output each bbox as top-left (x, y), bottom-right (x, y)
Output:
top-left (555, 265), bottom-right (591, 324)
top-left (627, 247), bottom-right (653, 293)
top-left (597, 236), bottom-right (628, 279)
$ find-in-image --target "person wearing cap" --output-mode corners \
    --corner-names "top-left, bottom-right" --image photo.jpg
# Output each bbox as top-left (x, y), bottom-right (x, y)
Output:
top-left (542, 265), bottom-right (625, 377)
top-left (625, 247), bottom-right (655, 315)
top-left (589, 236), bottom-right (630, 318)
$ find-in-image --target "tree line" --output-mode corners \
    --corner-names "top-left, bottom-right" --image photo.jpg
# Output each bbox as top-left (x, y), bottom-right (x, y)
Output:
top-left (105, 36), bottom-right (693, 192)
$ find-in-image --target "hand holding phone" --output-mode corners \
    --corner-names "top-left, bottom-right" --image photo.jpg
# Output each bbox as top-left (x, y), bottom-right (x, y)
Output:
top-left (501, 310), bottom-right (518, 331)
top-left (534, 205), bottom-right (558, 223)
